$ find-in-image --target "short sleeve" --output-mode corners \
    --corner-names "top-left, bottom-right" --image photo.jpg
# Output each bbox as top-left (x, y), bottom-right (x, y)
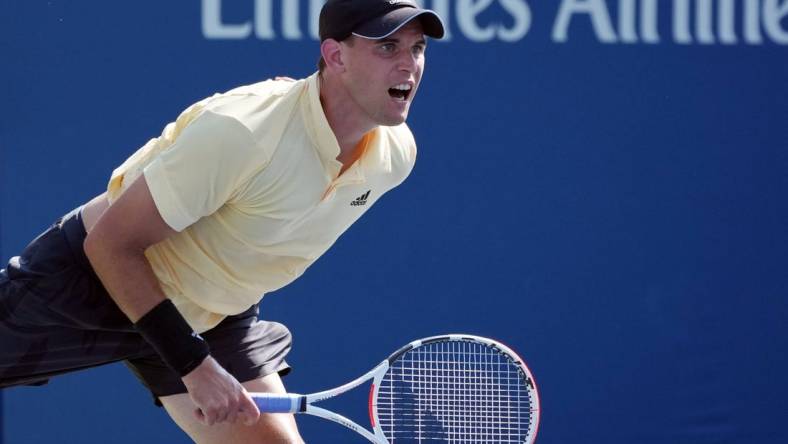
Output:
top-left (143, 110), bottom-right (266, 231)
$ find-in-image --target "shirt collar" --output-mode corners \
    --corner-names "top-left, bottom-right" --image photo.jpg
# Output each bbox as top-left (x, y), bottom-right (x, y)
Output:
top-left (302, 72), bottom-right (343, 178)
top-left (301, 72), bottom-right (392, 179)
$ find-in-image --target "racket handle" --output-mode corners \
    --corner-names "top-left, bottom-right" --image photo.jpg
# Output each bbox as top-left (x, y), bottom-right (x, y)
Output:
top-left (251, 393), bottom-right (304, 413)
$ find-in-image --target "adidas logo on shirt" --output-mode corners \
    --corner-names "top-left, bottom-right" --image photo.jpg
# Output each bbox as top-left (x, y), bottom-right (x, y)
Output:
top-left (351, 190), bottom-right (371, 206)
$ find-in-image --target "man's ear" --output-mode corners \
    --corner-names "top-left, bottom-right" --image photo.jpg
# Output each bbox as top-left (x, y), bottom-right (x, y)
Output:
top-left (321, 39), bottom-right (345, 73)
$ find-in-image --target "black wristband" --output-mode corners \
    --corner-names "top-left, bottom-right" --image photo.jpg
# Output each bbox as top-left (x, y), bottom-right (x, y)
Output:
top-left (133, 299), bottom-right (210, 377)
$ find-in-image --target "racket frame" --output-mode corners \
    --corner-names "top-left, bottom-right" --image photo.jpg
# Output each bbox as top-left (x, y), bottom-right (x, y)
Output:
top-left (252, 334), bottom-right (540, 444)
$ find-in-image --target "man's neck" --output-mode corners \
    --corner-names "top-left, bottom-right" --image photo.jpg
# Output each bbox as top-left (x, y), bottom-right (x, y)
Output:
top-left (318, 73), bottom-right (376, 158)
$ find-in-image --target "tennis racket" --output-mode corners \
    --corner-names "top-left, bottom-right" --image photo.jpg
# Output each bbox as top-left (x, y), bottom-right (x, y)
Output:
top-left (251, 334), bottom-right (540, 443)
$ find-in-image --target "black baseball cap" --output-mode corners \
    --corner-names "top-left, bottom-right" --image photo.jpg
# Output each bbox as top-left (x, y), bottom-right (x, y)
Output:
top-left (319, 0), bottom-right (445, 42)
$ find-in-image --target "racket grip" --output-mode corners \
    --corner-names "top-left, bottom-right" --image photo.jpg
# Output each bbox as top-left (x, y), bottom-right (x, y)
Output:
top-left (252, 393), bottom-right (303, 413)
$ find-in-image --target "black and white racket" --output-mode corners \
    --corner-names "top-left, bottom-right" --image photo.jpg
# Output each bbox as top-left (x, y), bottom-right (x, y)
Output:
top-left (251, 334), bottom-right (540, 443)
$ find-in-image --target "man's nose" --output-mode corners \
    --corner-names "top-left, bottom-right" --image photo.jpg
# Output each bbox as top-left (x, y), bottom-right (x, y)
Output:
top-left (397, 50), bottom-right (419, 73)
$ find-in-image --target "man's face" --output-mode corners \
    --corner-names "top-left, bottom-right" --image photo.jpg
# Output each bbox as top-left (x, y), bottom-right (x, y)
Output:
top-left (339, 21), bottom-right (427, 127)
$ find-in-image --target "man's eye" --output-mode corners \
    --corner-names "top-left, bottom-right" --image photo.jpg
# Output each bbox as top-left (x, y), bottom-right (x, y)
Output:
top-left (412, 45), bottom-right (425, 55)
top-left (380, 43), bottom-right (396, 53)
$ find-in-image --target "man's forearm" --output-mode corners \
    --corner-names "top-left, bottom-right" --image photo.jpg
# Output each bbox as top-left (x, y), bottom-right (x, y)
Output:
top-left (85, 233), bottom-right (211, 376)
top-left (84, 230), bottom-right (166, 322)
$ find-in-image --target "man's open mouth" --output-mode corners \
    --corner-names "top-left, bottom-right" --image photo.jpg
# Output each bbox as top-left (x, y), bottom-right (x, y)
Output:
top-left (388, 83), bottom-right (413, 101)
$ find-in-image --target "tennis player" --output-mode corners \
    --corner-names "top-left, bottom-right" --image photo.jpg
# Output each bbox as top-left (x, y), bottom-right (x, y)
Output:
top-left (0, 1), bottom-right (444, 442)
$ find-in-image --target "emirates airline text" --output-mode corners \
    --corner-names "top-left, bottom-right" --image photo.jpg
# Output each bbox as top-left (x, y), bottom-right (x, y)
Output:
top-left (202, 0), bottom-right (788, 45)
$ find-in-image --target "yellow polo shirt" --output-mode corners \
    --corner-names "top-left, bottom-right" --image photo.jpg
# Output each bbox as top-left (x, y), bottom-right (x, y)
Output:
top-left (106, 73), bottom-right (417, 332)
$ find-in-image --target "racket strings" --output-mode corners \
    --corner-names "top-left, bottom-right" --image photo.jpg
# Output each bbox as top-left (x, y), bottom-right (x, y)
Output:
top-left (376, 340), bottom-right (537, 443)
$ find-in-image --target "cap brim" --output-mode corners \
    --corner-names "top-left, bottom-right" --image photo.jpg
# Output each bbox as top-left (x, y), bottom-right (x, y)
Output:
top-left (353, 8), bottom-right (445, 40)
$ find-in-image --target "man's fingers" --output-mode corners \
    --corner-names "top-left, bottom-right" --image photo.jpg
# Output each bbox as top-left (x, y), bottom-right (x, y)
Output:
top-left (226, 406), bottom-right (240, 424)
top-left (183, 359), bottom-right (259, 426)
top-left (195, 407), bottom-right (216, 426)
top-left (194, 403), bottom-right (259, 427)
top-left (197, 404), bottom-right (233, 426)
top-left (217, 410), bottom-right (231, 424)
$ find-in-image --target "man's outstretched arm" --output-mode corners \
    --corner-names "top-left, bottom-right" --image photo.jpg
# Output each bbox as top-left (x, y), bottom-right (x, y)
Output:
top-left (83, 174), bottom-right (260, 427)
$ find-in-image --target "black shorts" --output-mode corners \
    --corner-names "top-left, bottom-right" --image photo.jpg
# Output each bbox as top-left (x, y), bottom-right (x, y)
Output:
top-left (0, 207), bottom-right (292, 405)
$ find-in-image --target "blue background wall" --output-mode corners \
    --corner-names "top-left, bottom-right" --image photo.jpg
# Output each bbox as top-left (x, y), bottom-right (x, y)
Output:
top-left (2, 1), bottom-right (787, 443)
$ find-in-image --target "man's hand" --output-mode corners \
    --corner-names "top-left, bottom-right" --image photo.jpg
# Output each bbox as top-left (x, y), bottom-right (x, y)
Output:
top-left (182, 356), bottom-right (261, 426)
